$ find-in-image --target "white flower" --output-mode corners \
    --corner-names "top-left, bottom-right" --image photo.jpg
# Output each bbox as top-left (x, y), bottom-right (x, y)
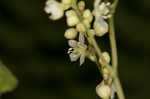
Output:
top-left (68, 33), bottom-right (87, 65)
top-left (93, 0), bottom-right (111, 37)
top-left (44, 0), bottom-right (64, 20)
top-left (94, 0), bottom-right (111, 18)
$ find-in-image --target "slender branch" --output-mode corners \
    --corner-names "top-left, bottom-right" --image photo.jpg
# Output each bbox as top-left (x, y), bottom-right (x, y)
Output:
top-left (113, 75), bottom-right (125, 99)
top-left (109, 16), bottom-right (118, 72)
top-left (109, 0), bottom-right (125, 99)
top-left (88, 34), bottom-right (114, 76)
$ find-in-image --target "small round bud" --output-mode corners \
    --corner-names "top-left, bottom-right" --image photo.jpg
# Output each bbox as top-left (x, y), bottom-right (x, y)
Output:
top-left (94, 19), bottom-right (108, 37)
top-left (83, 9), bottom-right (93, 22)
top-left (76, 23), bottom-right (86, 33)
top-left (64, 28), bottom-right (78, 39)
top-left (82, 19), bottom-right (90, 28)
top-left (67, 17), bottom-right (79, 26)
top-left (66, 10), bottom-right (79, 26)
top-left (61, 0), bottom-right (72, 5)
top-left (96, 83), bottom-right (111, 99)
top-left (44, 0), bottom-right (64, 20)
top-left (78, 1), bottom-right (85, 11)
top-left (99, 52), bottom-right (111, 64)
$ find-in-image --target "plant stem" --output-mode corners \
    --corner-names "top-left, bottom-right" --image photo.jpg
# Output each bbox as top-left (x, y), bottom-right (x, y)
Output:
top-left (88, 34), bottom-right (114, 76)
top-left (109, 16), bottom-right (118, 73)
top-left (109, 0), bottom-right (125, 99)
top-left (113, 74), bottom-right (125, 99)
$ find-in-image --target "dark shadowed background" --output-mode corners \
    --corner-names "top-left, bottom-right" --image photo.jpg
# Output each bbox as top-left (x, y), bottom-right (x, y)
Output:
top-left (0, 0), bottom-right (150, 99)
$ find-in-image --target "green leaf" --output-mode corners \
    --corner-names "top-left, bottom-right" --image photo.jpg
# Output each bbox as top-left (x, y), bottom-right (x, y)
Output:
top-left (0, 61), bottom-right (18, 94)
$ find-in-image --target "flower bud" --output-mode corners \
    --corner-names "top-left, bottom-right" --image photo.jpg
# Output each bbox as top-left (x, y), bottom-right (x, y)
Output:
top-left (99, 52), bottom-right (110, 64)
top-left (83, 9), bottom-right (93, 22)
top-left (44, 0), bottom-right (64, 20)
top-left (66, 10), bottom-right (79, 26)
top-left (76, 23), bottom-right (86, 33)
top-left (94, 19), bottom-right (108, 37)
top-left (82, 19), bottom-right (90, 28)
top-left (88, 29), bottom-right (95, 36)
top-left (64, 28), bottom-right (78, 39)
top-left (96, 82), bottom-right (111, 99)
top-left (78, 1), bottom-right (85, 12)
top-left (61, 0), bottom-right (72, 5)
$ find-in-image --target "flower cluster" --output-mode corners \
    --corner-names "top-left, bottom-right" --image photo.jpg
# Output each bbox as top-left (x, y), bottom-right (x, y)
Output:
top-left (44, 0), bottom-right (116, 98)
top-left (44, 0), bottom-right (111, 65)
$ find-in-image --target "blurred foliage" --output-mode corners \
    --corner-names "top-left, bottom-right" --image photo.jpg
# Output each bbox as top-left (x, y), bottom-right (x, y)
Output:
top-left (0, 0), bottom-right (150, 99)
top-left (0, 62), bottom-right (18, 95)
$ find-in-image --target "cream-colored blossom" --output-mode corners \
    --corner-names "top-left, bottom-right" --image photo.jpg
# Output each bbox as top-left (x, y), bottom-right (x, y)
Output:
top-left (68, 33), bottom-right (87, 65)
top-left (93, 0), bottom-right (111, 37)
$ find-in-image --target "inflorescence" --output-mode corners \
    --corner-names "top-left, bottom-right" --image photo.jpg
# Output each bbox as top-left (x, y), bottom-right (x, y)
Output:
top-left (44, 0), bottom-right (118, 98)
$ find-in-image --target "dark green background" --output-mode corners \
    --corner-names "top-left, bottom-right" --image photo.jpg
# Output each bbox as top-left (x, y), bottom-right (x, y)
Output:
top-left (0, 0), bottom-right (150, 99)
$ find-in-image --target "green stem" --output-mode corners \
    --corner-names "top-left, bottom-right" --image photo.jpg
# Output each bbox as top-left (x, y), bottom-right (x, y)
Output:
top-left (88, 34), bottom-right (114, 76)
top-left (109, 0), bottom-right (125, 99)
top-left (113, 74), bottom-right (125, 99)
top-left (109, 16), bottom-right (118, 72)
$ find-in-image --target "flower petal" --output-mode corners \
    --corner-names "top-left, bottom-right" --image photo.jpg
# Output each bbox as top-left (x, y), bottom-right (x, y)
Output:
top-left (94, 18), bottom-right (108, 36)
top-left (79, 32), bottom-right (85, 44)
top-left (68, 40), bottom-right (78, 48)
top-left (94, 0), bottom-right (101, 8)
top-left (69, 53), bottom-right (80, 62)
top-left (80, 52), bottom-right (86, 65)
